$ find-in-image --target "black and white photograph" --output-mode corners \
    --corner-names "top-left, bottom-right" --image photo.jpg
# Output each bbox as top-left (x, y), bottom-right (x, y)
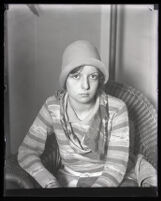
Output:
top-left (4, 4), bottom-right (158, 197)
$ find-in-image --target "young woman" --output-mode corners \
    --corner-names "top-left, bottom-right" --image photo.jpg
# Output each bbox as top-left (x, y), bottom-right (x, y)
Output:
top-left (17, 40), bottom-right (156, 188)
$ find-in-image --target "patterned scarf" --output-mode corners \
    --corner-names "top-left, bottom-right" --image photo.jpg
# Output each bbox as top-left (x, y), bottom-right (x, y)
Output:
top-left (56, 90), bottom-right (109, 160)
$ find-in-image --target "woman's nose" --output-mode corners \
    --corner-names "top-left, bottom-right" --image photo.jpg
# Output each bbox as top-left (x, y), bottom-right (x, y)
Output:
top-left (81, 77), bottom-right (89, 90)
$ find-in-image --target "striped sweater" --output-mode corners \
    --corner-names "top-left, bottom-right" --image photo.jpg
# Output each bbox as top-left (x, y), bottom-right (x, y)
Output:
top-left (17, 92), bottom-right (129, 188)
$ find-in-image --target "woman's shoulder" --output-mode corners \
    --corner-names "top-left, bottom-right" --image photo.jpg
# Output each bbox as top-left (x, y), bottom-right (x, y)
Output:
top-left (107, 94), bottom-right (127, 109)
top-left (44, 94), bottom-right (61, 118)
top-left (45, 93), bottom-right (60, 107)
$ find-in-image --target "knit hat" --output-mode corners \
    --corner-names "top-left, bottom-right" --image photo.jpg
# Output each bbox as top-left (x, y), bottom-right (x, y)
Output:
top-left (59, 40), bottom-right (109, 89)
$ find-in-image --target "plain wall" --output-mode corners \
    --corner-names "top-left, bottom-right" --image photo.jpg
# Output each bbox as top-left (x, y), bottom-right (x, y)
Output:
top-left (115, 5), bottom-right (158, 108)
top-left (7, 4), bottom-right (103, 154)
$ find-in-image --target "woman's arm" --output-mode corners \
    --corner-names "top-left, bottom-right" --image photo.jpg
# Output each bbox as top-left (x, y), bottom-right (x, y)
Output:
top-left (92, 102), bottom-right (130, 187)
top-left (17, 100), bottom-right (60, 188)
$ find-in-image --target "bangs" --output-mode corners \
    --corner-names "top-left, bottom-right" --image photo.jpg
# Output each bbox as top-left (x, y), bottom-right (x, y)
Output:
top-left (69, 66), bottom-right (84, 75)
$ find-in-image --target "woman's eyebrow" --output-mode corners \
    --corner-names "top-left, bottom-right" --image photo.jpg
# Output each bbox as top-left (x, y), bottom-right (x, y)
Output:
top-left (71, 71), bottom-right (80, 75)
top-left (89, 72), bottom-right (99, 75)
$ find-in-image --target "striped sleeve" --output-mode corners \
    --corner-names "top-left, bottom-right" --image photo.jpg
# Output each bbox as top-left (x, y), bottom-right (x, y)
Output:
top-left (92, 101), bottom-right (129, 187)
top-left (17, 99), bottom-right (60, 188)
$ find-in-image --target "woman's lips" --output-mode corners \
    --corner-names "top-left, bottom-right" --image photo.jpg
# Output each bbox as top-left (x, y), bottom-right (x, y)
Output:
top-left (79, 93), bottom-right (89, 97)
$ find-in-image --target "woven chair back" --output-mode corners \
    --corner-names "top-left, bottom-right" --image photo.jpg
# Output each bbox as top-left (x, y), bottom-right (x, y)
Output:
top-left (105, 81), bottom-right (157, 169)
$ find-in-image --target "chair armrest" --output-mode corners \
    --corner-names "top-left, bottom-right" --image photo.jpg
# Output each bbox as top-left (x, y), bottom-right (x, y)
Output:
top-left (4, 155), bottom-right (41, 189)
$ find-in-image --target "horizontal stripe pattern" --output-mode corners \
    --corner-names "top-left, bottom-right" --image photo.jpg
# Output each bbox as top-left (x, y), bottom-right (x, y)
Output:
top-left (27, 131), bottom-right (45, 144)
top-left (21, 141), bottom-right (44, 153)
top-left (18, 93), bottom-right (129, 187)
top-left (18, 152), bottom-right (38, 163)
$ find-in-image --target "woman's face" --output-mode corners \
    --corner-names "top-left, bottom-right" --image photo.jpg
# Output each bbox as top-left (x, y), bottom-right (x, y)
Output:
top-left (66, 65), bottom-right (99, 105)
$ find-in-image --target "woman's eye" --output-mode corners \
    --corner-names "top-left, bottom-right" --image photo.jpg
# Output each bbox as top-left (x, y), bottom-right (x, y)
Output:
top-left (90, 74), bottom-right (98, 80)
top-left (72, 74), bottom-right (80, 79)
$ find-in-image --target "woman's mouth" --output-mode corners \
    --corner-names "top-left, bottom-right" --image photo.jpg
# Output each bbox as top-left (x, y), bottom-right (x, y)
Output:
top-left (79, 93), bottom-right (89, 97)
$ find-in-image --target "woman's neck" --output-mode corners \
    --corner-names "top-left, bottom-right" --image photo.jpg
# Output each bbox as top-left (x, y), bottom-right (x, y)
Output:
top-left (68, 97), bottom-right (96, 115)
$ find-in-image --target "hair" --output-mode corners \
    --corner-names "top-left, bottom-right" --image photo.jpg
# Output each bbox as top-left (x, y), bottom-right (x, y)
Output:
top-left (65, 65), bottom-right (105, 91)
top-left (69, 66), bottom-right (84, 75)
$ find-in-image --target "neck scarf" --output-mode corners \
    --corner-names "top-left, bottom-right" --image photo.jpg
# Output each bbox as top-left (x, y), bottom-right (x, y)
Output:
top-left (56, 90), bottom-right (109, 160)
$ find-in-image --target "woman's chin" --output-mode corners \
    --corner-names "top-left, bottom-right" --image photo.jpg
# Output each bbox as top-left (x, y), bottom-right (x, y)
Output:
top-left (77, 97), bottom-right (93, 104)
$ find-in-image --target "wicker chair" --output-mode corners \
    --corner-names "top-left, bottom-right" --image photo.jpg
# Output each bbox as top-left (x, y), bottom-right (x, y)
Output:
top-left (105, 81), bottom-right (157, 169)
top-left (4, 80), bottom-right (157, 189)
